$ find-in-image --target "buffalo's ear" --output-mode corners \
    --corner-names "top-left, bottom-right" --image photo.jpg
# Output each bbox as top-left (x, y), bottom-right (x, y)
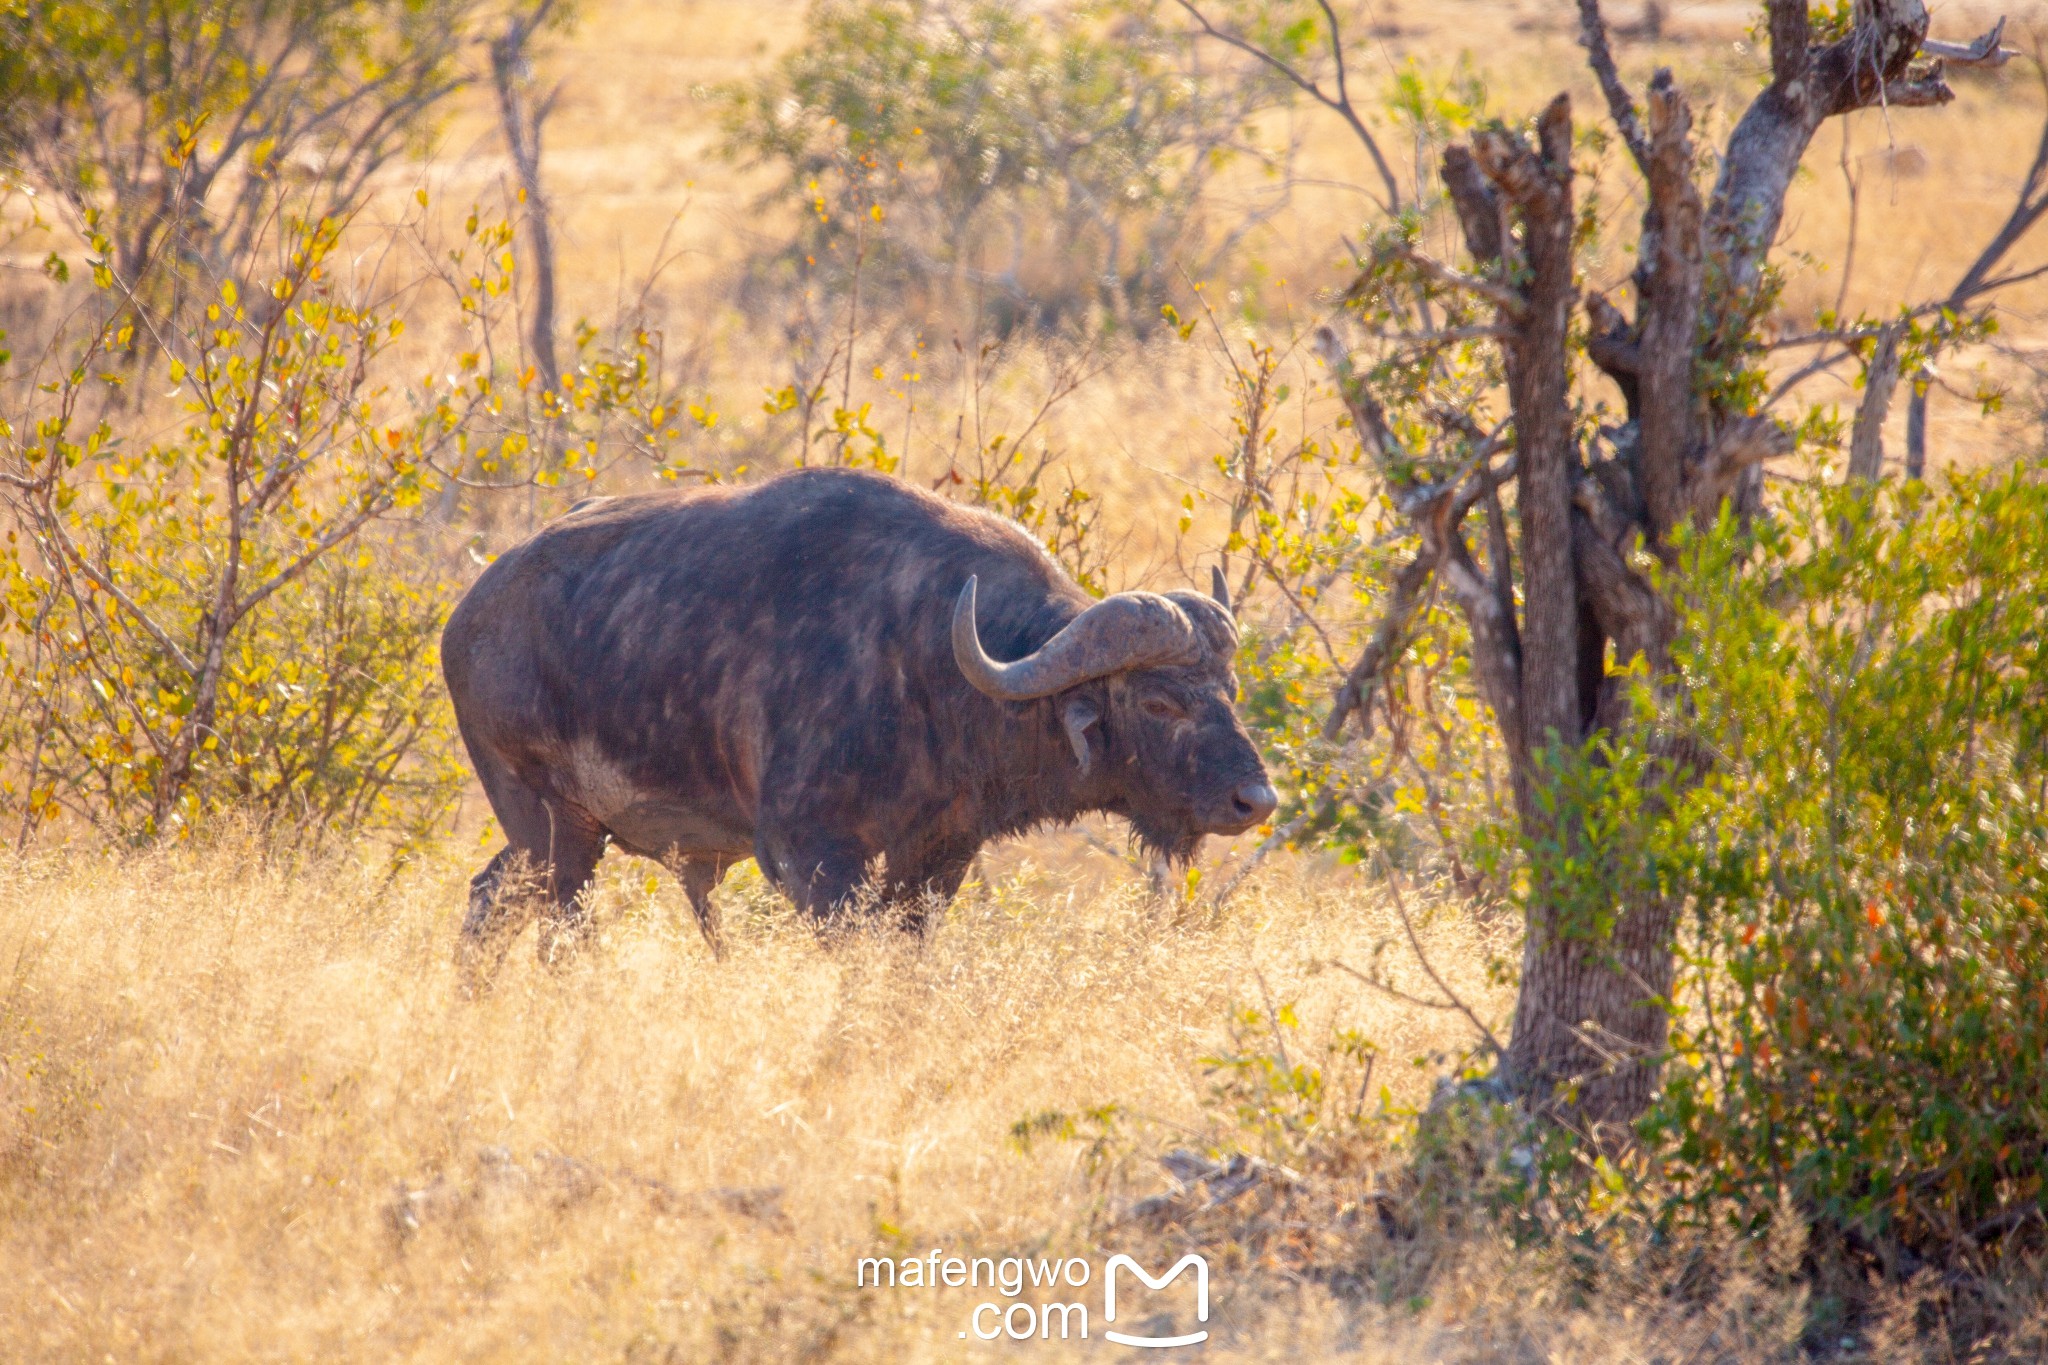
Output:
top-left (1061, 697), bottom-right (1100, 774)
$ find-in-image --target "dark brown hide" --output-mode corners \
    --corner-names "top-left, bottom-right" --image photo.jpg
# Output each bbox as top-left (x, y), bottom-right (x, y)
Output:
top-left (441, 469), bottom-right (1274, 967)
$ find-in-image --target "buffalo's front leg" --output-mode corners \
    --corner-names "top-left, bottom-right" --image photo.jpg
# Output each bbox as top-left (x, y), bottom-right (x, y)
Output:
top-left (882, 836), bottom-right (983, 936)
top-left (755, 827), bottom-right (879, 925)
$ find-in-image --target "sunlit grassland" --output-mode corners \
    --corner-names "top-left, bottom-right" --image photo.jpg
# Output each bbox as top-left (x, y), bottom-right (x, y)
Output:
top-left (0, 828), bottom-right (1545, 1359)
top-left (10, 2), bottom-right (2048, 1359)
top-left (7, 832), bottom-right (2045, 1358)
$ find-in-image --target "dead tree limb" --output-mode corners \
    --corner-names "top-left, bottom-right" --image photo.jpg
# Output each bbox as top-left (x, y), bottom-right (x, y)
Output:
top-left (1906, 42), bottom-right (2048, 478)
top-left (1633, 70), bottom-right (1703, 550)
top-left (1576, 0), bottom-right (1650, 174)
top-left (490, 0), bottom-right (564, 396)
top-left (1172, 0), bottom-right (1402, 213)
top-left (1848, 321), bottom-right (1904, 481)
top-left (1474, 96), bottom-right (1580, 788)
top-left (1322, 550), bottom-right (1436, 741)
top-left (1923, 19), bottom-right (2013, 68)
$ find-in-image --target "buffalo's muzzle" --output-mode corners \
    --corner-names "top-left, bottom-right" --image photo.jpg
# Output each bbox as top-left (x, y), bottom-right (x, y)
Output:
top-left (1209, 780), bottom-right (1277, 834)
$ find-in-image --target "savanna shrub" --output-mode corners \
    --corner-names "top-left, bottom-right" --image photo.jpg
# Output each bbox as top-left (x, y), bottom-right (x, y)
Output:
top-left (720, 0), bottom-right (1285, 335)
top-left (409, 203), bottom-right (723, 500)
top-left (0, 215), bottom-right (463, 849)
top-left (1177, 317), bottom-right (1510, 892)
top-left (0, 533), bottom-right (461, 853)
top-left (1646, 469), bottom-right (2048, 1261)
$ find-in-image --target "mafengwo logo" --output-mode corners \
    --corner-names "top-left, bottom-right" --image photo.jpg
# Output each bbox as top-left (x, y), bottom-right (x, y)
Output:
top-left (1102, 1254), bottom-right (1209, 1348)
top-left (855, 1248), bottom-right (1211, 1346)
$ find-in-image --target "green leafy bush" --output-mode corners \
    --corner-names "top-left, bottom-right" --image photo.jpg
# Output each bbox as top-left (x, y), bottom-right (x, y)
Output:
top-left (1646, 470), bottom-right (2048, 1263)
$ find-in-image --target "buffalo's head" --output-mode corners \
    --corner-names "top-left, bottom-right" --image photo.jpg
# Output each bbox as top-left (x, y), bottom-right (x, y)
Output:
top-left (952, 569), bottom-right (1278, 862)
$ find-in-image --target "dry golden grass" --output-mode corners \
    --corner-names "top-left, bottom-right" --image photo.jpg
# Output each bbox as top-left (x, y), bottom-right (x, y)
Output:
top-left (10, 831), bottom-right (2025, 1361)
top-left (0, 822), bottom-right (1857, 1363)
top-left (0, 828), bottom-right (1488, 1360)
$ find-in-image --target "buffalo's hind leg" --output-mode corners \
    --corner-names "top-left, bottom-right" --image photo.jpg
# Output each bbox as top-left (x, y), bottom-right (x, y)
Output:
top-left (458, 845), bottom-right (543, 991)
top-left (530, 820), bottom-right (606, 968)
top-left (458, 771), bottom-right (607, 989)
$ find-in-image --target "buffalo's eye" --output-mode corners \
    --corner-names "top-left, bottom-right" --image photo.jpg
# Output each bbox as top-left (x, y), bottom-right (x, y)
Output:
top-left (1141, 697), bottom-right (1185, 721)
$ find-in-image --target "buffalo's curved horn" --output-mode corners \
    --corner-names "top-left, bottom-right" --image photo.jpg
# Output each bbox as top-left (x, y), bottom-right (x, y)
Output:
top-left (1210, 565), bottom-right (1232, 616)
top-left (953, 576), bottom-right (1207, 702)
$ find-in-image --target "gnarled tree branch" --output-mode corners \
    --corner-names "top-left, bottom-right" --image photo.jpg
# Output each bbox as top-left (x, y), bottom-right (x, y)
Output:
top-left (1710, 1), bottom-right (2003, 316)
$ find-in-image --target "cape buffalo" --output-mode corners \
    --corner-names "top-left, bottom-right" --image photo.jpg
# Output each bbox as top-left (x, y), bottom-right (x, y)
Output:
top-left (441, 467), bottom-right (1276, 969)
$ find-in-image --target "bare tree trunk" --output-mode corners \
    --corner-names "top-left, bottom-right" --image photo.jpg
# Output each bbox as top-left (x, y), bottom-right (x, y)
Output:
top-left (490, 2), bottom-right (563, 397)
top-left (1494, 0), bottom-right (1950, 1126)
top-left (1493, 99), bottom-right (1583, 779)
top-left (1506, 897), bottom-right (1682, 1122)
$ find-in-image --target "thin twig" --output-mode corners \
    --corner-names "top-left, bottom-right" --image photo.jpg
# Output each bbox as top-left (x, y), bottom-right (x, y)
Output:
top-left (1208, 796), bottom-right (1333, 911)
top-left (1253, 968), bottom-right (1292, 1073)
top-left (1322, 956), bottom-right (1464, 1013)
top-left (1576, 0), bottom-right (1650, 174)
top-left (1172, 0), bottom-right (1403, 213)
top-left (1372, 846), bottom-right (1504, 1054)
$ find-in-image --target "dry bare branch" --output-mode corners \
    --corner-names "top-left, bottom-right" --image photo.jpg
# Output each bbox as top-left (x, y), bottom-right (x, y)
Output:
top-left (1634, 68), bottom-right (1704, 549)
top-left (1367, 247), bottom-right (1527, 319)
top-left (1372, 847), bottom-right (1505, 1055)
top-left (1323, 552), bottom-right (1437, 740)
top-left (1172, 0), bottom-right (1403, 213)
top-left (1923, 19), bottom-right (2012, 67)
top-left (1576, 0), bottom-right (1650, 174)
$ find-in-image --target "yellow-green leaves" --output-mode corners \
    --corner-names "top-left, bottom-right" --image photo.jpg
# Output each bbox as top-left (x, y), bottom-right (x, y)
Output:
top-left (0, 211), bottom-right (461, 848)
